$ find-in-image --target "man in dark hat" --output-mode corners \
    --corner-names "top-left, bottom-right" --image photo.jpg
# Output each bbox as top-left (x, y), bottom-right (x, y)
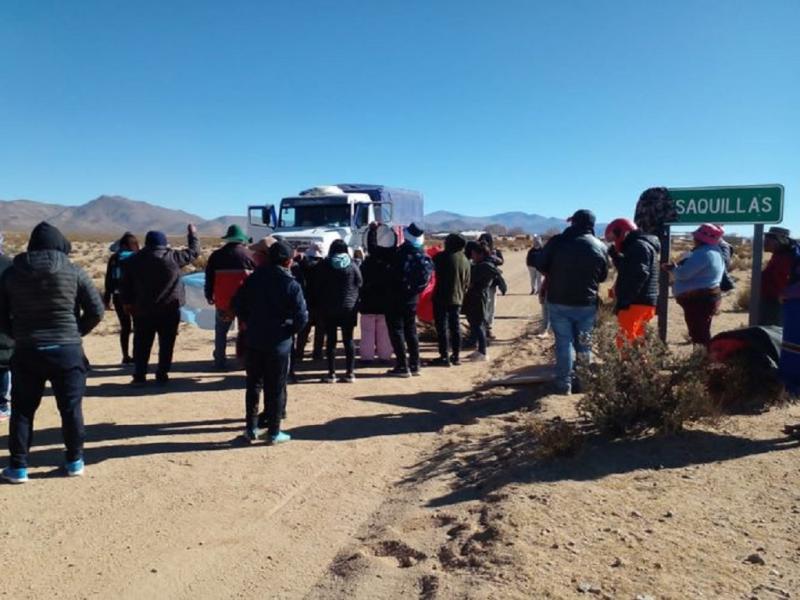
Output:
top-left (205, 224), bottom-right (256, 369)
top-left (232, 240), bottom-right (308, 443)
top-left (120, 224), bottom-right (200, 386)
top-left (367, 222), bottom-right (433, 377)
top-left (534, 210), bottom-right (608, 394)
top-left (0, 222), bottom-right (104, 483)
top-left (761, 226), bottom-right (797, 326)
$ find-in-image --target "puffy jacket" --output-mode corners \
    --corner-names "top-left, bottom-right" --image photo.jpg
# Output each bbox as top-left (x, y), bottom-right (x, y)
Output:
top-left (463, 260), bottom-right (507, 322)
top-left (0, 224), bottom-right (104, 349)
top-left (103, 250), bottom-right (136, 306)
top-left (672, 244), bottom-right (724, 297)
top-left (205, 243), bottom-right (256, 311)
top-left (359, 255), bottom-right (393, 315)
top-left (0, 255), bottom-right (14, 367)
top-left (534, 226), bottom-right (609, 306)
top-left (433, 236), bottom-right (471, 306)
top-left (614, 231), bottom-right (661, 310)
top-left (120, 231), bottom-right (200, 315)
top-left (316, 253), bottom-right (363, 317)
top-left (367, 229), bottom-right (425, 307)
top-left (232, 265), bottom-right (309, 352)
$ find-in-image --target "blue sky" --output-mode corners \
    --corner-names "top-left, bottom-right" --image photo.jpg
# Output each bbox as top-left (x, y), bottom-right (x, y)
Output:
top-left (1, 0), bottom-right (798, 232)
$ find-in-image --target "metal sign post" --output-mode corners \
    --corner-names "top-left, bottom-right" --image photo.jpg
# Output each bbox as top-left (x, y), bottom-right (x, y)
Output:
top-left (749, 224), bottom-right (764, 327)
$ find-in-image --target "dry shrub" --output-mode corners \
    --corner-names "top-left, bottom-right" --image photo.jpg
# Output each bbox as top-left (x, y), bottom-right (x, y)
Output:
top-left (729, 253), bottom-right (752, 273)
top-left (735, 284), bottom-right (751, 312)
top-left (577, 322), bottom-right (716, 436)
top-left (526, 417), bottom-right (583, 459)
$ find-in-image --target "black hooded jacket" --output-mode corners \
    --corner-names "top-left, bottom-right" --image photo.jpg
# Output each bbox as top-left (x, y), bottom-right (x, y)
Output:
top-left (120, 230), bottom-right (200, 315)
top-left (534, 225), bottom-right (609, 306)
top-left (614, 230), bottom-right (661, 310)
top-left (0, 222), bottom-right (104, 348)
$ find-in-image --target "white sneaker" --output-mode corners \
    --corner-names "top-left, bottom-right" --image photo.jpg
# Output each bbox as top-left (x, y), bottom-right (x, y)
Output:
top-left (468, 350), bottom-right (488, 362)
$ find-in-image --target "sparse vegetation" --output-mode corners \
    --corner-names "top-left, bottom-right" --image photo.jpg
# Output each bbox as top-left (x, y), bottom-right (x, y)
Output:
top-left (577, 322), bottom-right (716, 436)
top-left (735, 284), bottom-right (751, 312)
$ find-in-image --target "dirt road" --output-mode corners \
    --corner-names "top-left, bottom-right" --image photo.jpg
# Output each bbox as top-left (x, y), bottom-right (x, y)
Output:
top-left (0, 250), bottom-right (537, 599)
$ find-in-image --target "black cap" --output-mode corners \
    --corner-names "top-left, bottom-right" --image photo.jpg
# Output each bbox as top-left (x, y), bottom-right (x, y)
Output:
top-left (269, 240), bottom-right (293, 264)
top-left (568, 209), bottom-right (596, 229)
top-left (406, 222), bottom-right (425, 238)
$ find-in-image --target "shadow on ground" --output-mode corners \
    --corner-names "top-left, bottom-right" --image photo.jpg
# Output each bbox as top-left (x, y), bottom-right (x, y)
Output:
top-left (401, 386), bottom-right (800, 507)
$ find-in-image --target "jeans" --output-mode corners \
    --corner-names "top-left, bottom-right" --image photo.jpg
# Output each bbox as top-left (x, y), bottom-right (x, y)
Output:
top-left (113, 298), bottom-right (132, 361)
top-left (214, 310), bottom-right (234, 367)
top-left (244, 342), bottom-right (291, 436)
top-left (466, 314), bottom-right (487, 355)
top-left (548, 303), bottom-right (597, 391)
top-left (528, 267), bottom-right (543, 295)
top-left (386, 303), bottom-right (420, 371)
top-left (434, 303), bottom-right (462, 359)
top-left (325, 312), bottom-right (356, 375)
top-left (359, 314), bottom-right (393, 361)
top-left (133, 310), bottom-right (181, 379)
top-left (8, 345), bottom-right (87, 469)
top-left (487, 287), bottom-right (498, 329)
top-left (295, 314), bottom-right (325, 361)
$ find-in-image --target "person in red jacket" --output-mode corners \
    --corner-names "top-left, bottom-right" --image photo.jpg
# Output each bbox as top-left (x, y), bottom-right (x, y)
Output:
top-left (760, 226), bottom-right (797, 327)
top-left (205, 225), bottom-right (256, 369)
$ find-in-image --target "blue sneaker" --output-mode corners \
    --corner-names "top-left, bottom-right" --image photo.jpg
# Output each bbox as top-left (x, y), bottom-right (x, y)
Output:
top-left (268, 431), bottom-right (291, 445)
top-left (0, 404), bottom-right (10, 421)
top-left (1, 466), bottom-right (28, 484)
top-left (65, 459), bottom-right (85, 477)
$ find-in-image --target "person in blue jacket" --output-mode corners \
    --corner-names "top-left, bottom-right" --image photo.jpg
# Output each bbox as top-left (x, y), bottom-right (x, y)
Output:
top-left (664, 223), bottom-right (725, 347)
top-left (233, 240), bottom-right (308, 444)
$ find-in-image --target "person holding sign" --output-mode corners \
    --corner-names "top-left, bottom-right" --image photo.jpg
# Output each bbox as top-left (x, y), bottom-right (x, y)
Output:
top-left (664, 223), bottom-right (724, 347)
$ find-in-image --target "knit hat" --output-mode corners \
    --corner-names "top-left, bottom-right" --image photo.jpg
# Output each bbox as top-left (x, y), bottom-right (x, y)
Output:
top-left (28, 222), bottom-right (72, 254)
top-left (693, 223), bottom-right (724, 246)
top-left (404, 222), bottom-right (425, 247)
top-left (222, 224), bottom-right (249, 243)
top-left (145, 230), bottom-right (168, 248)
top-left (269, 240), bottom-right (293, 264)
top-left (766, 226), bottom-right (791, 244)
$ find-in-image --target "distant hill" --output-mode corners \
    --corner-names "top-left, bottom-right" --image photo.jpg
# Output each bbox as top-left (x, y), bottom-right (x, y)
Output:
top-left (425, 210), bottom-right (568, 235)
top-left (0, 195), bottom-right (246, 236)
top-left (0, 195), bottom-right (575, 237)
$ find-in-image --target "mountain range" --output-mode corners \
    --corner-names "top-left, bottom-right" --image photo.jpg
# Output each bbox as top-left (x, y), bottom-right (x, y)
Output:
top-left (0, 196), bottom-right (571, 236)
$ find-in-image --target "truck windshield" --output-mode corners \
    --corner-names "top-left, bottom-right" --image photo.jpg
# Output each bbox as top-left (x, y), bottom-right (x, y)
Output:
top-left (279, 203), bottom-right (351, 228)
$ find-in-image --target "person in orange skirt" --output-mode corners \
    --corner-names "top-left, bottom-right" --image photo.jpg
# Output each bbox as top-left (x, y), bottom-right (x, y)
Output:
top-left (604, 218), bottom-right (660, 346)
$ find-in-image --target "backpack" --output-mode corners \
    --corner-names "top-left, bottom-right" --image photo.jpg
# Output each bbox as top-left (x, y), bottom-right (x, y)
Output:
top-left (112, 251), bottom-right (135, 284)
top-left (401, 248), bottom-right (433, 296)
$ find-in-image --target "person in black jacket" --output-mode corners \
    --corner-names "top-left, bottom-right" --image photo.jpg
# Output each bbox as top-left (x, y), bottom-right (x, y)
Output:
top-left (103, 232), bottom-right (139, 365)
top-left (294, 244), bottom-right (326, 365)
top-left (367, 222), bottom-right (431, 378)
top-left (0, 235), bottom-right (13, 421)
top-left (232, 241), bottom-right (308, 443)
top-left (0, 222), bottom-right (104, 483)
top-left (534, 210), bottom-right (609, 394)
top-left (463, 242), bottom-right (507, 361)
top-left (604, 218), bottom-right (660, 345)
top-left (120, 225), bottom-right (200, 386)
top-left (478, 233), bottom-right (505, 339)
top-left (358, 251), bottom-right (394, 363)
top-left (316, 239), bottom-right (363, 382)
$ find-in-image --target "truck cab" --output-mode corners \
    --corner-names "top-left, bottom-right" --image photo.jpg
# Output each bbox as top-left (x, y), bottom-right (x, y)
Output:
top-left (247, 184), bottom-right (423, 255)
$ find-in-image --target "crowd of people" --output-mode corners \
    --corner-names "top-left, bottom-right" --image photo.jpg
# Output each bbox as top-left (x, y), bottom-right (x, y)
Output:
top-left (0, 210), bottom-right (799, 483)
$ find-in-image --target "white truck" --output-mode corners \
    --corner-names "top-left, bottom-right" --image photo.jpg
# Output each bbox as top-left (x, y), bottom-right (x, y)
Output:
top-left (246, 183), bottom-right (424, 255)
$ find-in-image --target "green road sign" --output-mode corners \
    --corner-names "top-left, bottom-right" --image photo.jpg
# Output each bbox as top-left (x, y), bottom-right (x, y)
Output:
top-left (668, 184), bottom-right (784, 225)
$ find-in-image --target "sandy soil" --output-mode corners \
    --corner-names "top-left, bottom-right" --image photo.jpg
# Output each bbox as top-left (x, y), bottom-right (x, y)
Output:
top-left (1, 250), bottom-right (799, 599)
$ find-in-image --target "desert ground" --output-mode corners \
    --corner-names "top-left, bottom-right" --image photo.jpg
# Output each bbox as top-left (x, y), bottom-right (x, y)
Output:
top-left (1, 243), bottom-right (799, 600)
